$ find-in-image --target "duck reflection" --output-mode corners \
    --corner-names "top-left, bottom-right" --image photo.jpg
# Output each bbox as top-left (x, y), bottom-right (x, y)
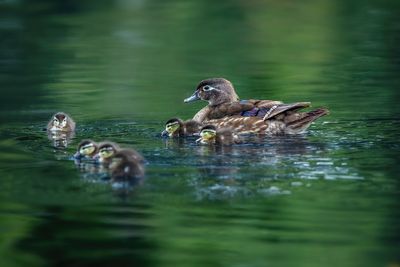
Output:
top-left (47, 131), bottom-right (75, 149)
top-left (187, 134), bottom-right (328, 200)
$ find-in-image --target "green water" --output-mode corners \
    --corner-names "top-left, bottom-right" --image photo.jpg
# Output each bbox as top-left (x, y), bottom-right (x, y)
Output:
top-left (1, 1), bottom-right (399, 267)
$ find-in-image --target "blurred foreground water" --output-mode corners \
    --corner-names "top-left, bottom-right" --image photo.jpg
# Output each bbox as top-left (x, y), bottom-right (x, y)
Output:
top-left (0, 0), bottom-right (399, 266)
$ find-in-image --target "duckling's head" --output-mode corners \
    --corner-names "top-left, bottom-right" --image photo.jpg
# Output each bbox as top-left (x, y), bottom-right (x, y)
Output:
top-left (162, 118), bottom-right (183, 137)
top-left (74, 139), bottom-right (98, 159)
top-left (197, 125), bottom-right (217, 144)
top-left (47, 112), bottom-right (75, 132)
top-left (184, 78), bottom-right (239, 106)
top-left (95, 141), bottom-right (120, 163)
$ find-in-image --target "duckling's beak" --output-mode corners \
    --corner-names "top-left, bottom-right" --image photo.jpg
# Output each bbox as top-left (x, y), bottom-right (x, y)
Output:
top-left (184, 91), bottom-right (200, 103)
top-left (93, 153), bottom-right (101, 162)
top-left (161, 130), bottom-right (169, 137)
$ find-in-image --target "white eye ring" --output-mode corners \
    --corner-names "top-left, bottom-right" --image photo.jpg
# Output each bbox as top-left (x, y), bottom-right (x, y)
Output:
top-left (203, 85), bottom-right (212, 91)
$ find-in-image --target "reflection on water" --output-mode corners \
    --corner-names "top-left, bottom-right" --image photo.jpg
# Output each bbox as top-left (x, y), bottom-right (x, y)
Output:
top-left (1, 0), bottom-right (400, 266)
top-left (47, 131), bottom-right (75, 149)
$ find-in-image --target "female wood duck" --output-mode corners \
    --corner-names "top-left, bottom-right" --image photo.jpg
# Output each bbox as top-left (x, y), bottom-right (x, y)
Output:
top-left (184, 78), bottom-right (329, 128)
top-left (73, 139), bottom-right (98, 160)
top-left (196, 125), bottom-right (241, 146)
top-left (161, 118), bottom-right (202, 137)
top-left (94, 141), bottom-right (120, 165)
top-left (109, 149), bottom-right (145, 182)
top-left (47, 112), bottom-right (76, 132)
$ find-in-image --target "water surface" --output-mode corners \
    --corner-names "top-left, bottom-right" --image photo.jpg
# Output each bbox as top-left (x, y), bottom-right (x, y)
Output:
top-left (1, 1), bottom-right (400, 267)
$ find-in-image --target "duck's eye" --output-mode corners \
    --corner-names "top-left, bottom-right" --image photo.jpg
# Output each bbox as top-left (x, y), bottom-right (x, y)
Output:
top-left (100, 148), bottom-right (114, 158)
top-left (166, 122), bottom-right (179, 132)
top-left (203, 85), bottom-right (212, 91)
top-left (80, 144), bottom-right (94, 154)
top-left (201, 129), bottom-right (216, 139)
top-left (53, 118), bottom-right (59, 125)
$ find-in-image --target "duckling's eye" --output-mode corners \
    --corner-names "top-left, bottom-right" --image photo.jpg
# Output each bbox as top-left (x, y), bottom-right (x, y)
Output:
top-left (203, 85), bottom-right (212, 91)
top-left (100, 148), bottom-right (114, 157)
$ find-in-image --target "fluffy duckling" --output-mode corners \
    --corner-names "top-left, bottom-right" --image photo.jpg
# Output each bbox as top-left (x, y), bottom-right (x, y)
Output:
top-left (184, 78), bottom-right (329, 129)
top-left (94, 141), bottom-right (120, 165)
top-left (47, 112), bottom-right (75, 132)
top-left (196, 125), bottom-right (240, 146)
top-left (109, 149), bottom-right (145, 182)
top-left (161, 118), bottom-right (202, 137)
top-left (73, 139), bottom-right (98, 160)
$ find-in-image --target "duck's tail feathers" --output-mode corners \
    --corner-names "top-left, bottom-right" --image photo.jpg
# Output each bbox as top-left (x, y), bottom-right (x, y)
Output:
top-left (284, 108), bottom-right (330, 134)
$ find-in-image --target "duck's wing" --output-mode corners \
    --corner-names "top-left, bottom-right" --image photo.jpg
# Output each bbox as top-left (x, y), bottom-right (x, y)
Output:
top-left (206, 100), bottom-right (262, 119)
top-left (284, 108), bottom-right (330, 134)
top-left (261, 102), bottom-right (311, 120)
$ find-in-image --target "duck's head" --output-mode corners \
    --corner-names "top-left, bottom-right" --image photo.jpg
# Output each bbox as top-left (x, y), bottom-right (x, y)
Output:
top-left (184, 78), bottom-right (239, 106)
top-left (95, 141), bottom-right (120, 163)
top-left (196, 125), bottom-right (217, 144)
top-left (47, 112), bottom-right (75, 132)
top-left (161, 118), bottom-right (183, 137)
top-left (74, 139), bottom-right (98, 159)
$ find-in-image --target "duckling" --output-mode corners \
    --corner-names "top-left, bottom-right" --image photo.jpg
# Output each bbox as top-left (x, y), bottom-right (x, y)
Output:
top-left (161, 118), bottom-right (202, 137)
top-left (109, 149), bottom-right (145, 182)
top-left (47, 112), bottom-right (75, 132)
top-left (196, 125), bottom-right (241, 146)
top-left (184, 78), bottom-right (329, 129)
top-left (73, 139), bottom-right (98, 160)
top-left (94, 141), bottom-right (120, 165)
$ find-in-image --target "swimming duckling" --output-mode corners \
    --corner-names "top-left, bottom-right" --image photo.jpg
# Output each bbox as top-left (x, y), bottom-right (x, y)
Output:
top-left (73, 139), bottom-right (98, 160)
top-left (94, 141), bottom-right (120, 165)
top-left (161, 118), bottom-right (202, 137)
top-left (184, 78), bottom-right (329, 130)
top-left (47, 112), bottom-right (75, 132)
top-left (196, 125), bottom-right (241, 146)
top-left (109, 149), bottom-right (145, 182)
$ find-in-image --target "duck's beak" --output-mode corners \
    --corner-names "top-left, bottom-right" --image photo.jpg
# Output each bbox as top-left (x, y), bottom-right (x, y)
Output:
top-left (73, 151), bottom-right (81, 159)
top-left (161, 130), bottom-right (169, 137)
top-left (184, 91), bottom-right (200, 103)
top-left (93, 153), bottom-right (100, 162)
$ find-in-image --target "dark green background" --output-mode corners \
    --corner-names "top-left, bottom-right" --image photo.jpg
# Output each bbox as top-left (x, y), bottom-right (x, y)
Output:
top-left (0, 1), bottom-right (399, 267)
